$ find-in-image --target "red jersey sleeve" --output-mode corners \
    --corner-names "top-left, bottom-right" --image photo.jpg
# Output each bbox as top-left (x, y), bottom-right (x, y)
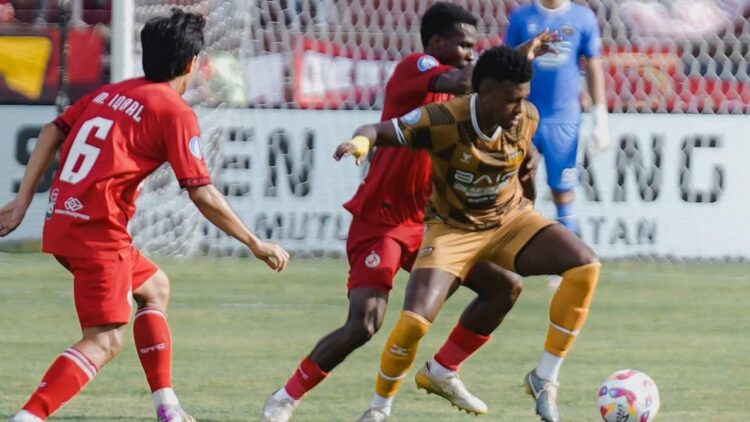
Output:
top-left (162, 110), bottom-right (212, 188)
top-left (52, 91), bottom-right (96, 134)
top-left (387, 54), bottom-right (453, 108)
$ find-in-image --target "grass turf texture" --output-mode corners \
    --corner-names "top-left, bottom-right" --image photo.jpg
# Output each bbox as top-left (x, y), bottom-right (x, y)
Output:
top-left (1, 253), bottom-right (748, 421)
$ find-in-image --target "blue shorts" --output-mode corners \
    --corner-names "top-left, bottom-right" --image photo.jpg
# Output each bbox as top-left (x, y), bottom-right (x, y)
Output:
top-left (532, 122), bottom-right (580, 192)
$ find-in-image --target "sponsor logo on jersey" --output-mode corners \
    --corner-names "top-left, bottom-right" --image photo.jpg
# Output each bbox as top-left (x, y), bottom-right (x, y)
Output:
top-left (64, 197), bottom-right (84, 212)
top-left (417, 55), bottom-right (439, 72)
top-left (528, 22), bottom-right (539, 34)
top-left (189, 136), bottom-right (203, 159)
top-left (54, 197), bottom-right (90, 220)
top-left (365, 250), bottom-right (381, 268)
top-left (560, 25), bottom-right (576, 36)
top-left (400, 108), bottom-right (422, 125)
top-left (461, 152), bottom-right (472, 164)
top-left (46, 188), bottom-right (59, 220)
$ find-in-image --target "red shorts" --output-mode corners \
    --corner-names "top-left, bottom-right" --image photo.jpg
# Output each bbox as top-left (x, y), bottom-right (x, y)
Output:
top-left (346, 217), bottom-right (424, 293)
top-left (54, 246), bottom-right (159, 328)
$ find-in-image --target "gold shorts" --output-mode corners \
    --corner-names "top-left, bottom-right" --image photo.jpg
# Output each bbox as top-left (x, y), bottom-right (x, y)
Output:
top-left (413, 207), bottom-right (555, 279)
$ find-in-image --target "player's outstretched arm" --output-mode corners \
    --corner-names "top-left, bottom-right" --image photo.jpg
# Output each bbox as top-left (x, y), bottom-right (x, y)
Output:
top-left (187, 184), bottom-right (290, 271)
top-left (332, 121), bottom-right (400, 165)
top-left (0, 123), bottom-right (66, 236)
top-left (516, 28), bottom-right (560, 60)
top-left (432, 65), bottom-right (474, 95)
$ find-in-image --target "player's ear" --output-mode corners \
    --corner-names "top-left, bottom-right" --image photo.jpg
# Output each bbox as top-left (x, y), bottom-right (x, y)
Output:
top-left (431, 34), bottom-right (445, 50)
top-left (184, 56), bottom-right (199, 75)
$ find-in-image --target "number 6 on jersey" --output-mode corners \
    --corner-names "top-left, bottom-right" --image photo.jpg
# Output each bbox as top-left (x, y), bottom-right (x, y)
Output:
top-left (60, 116), bottom-right (113, 184)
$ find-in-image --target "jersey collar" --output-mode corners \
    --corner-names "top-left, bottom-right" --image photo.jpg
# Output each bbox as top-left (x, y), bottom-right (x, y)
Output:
top-left (470, 94), bottom-right (502, 142)
top-left (533, 0), bottom-right (571, 14)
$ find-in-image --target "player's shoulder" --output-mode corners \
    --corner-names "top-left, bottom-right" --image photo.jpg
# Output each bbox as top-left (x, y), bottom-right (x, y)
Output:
top-left (569, 3), bottom-right (597, 21)
top-left (396, 53), bottom-right (443, 74)
top-left (435, 95), bottom-right (471, 122)
top-left (509, 3), bottom-right (536, 19)
top-left (137, 82), bottom-right (193, 117)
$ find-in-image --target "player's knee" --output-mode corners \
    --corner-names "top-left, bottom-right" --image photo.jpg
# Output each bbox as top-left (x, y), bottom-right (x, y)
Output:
top-left (88, 326), bottom-right (126, 362)
top-left (505, 273), bottom-right (524, 301)
top-left (344, 317), bottom-right (380, 346)
top-left (569, 244), bottom-right (598, 269)
top-left (467, 264), bottom-right (522, 301)
top-left (151, 270), bottom-right (171, 304)
top-left (488, 272), bottom-right (523, 303)
top-left (134, 269), bottom-right (170, 309)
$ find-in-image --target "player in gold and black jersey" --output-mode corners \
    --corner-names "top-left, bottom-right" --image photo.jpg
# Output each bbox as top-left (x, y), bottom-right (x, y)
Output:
top-left (335, 46), bottom-right (600, 422)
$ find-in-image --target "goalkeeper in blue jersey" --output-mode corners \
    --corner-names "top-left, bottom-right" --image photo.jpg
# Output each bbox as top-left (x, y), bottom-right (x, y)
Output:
top-left (506, 0), bottom-right (610, 236)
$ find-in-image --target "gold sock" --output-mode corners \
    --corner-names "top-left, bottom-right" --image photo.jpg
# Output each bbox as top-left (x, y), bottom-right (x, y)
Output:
top-left (374, 310), bottom-right (431, 398)
top-left (545, 262), bottom-right (601, 357)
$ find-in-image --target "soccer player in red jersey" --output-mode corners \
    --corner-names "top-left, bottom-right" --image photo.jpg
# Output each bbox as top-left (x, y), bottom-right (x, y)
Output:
top-left (0, 10), bottom-right (289, 422)
top-left (260, 4), bottom-right (553, 421)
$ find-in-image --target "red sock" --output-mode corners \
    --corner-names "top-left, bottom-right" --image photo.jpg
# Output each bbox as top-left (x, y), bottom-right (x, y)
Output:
top-left (283, 357), bottom-right (328, 400)
top-left (433, 323), bottom-right (491, 372)
top-left (23, 347), bottom-right (98, 418)
top-left (134, 307), bottom-right (172, 392)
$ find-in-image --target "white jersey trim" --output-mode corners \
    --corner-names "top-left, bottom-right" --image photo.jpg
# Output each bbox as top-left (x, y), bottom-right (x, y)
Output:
top-left (470, 94), bottom-right (502, 142)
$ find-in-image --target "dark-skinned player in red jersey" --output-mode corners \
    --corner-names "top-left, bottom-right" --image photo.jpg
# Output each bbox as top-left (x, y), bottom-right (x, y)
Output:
top-left (0, 10), bottom-right (289, 422)
top-left (260, 4), bottom-right (556, 421)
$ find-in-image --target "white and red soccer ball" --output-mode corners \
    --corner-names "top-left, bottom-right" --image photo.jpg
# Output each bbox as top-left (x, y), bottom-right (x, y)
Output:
top-left (597, 369), bottom-right (660, 422)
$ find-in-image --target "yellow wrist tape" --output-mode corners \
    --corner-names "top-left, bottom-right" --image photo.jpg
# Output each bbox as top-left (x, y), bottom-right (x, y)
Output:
top-left (349, 135), bottom-right (371, 158)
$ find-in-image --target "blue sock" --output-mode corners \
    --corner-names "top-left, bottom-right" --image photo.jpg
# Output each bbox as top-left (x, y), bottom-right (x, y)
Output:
top-left (555, 202), bottom-right (578, 233)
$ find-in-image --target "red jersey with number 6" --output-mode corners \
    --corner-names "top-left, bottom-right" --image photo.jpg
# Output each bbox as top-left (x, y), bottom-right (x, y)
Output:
top-left (42, 77), bottom-right (211, 259)
top-left (343, 53), bottom-right (454, 227)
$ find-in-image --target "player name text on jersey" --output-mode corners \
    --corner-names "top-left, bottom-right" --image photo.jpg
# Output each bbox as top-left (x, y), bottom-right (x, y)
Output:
top-left (93, 92), bottom-right (144, 122)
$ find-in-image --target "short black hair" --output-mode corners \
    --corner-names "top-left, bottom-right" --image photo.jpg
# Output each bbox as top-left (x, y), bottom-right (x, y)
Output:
top-left (471, 46), bottom-right (533, 91)
top-left (420, 2), bottom-right (478, 48)
top-left (141, 9), bottom-right (206, 82)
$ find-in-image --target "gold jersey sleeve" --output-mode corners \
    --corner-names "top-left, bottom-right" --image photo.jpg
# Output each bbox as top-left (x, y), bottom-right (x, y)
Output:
top-left (394, 95), bottom-right (540, 231)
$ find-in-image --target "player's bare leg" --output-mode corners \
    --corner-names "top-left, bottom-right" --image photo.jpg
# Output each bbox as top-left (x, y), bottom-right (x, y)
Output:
top-left (132, 270), bottom-right (194, 422)
top-left (359, 269), bottom-right (459, 420)
top-left (515, 224), bottom-right (600, 422)
top-left (417, 262), bottom-right (523, 414)
top-left (310, 288), bottom-right (388, 369)
top-left (261, 288), bottom-right (388, 422)
top-left (8, 324), bottom-right (126, 421)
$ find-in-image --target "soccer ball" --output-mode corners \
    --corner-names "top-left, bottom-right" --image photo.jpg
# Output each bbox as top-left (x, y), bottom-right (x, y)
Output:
top-left (597, 369), bottom-right (660, 422)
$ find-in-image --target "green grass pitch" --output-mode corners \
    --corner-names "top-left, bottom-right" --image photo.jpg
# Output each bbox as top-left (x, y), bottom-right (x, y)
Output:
top-left (1, 253), bottom-right (748, 421)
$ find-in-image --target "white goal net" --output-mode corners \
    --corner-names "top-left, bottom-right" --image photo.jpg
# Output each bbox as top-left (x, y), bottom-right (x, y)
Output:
top-left (126, 0), bottom-right (750, 259)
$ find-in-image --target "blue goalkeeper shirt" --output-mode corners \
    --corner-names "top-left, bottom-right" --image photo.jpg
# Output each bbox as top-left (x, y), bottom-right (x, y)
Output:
top-left (505, 1), bottom-right (602, 123)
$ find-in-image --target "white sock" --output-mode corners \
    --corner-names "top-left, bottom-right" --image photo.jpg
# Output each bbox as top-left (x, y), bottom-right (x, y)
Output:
top-left (153, 387), bottom-right (180, 409)
top-left (273, 387), bottom-right (297, 402)
top-left (369, 393), bottom-right (393, 413)
top-left (428, 357), bottom-right (456, 378)
top-left (11, 410), bottom-right (44, 422)
top-left (535, 351), bottom-right (563, 383)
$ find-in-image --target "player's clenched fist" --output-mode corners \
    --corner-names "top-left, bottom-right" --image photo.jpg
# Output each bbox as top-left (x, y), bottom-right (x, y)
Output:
top-left (333, 135), bottom-right (371, 166)
top-left (251, 240), bottom-right (291, 272)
